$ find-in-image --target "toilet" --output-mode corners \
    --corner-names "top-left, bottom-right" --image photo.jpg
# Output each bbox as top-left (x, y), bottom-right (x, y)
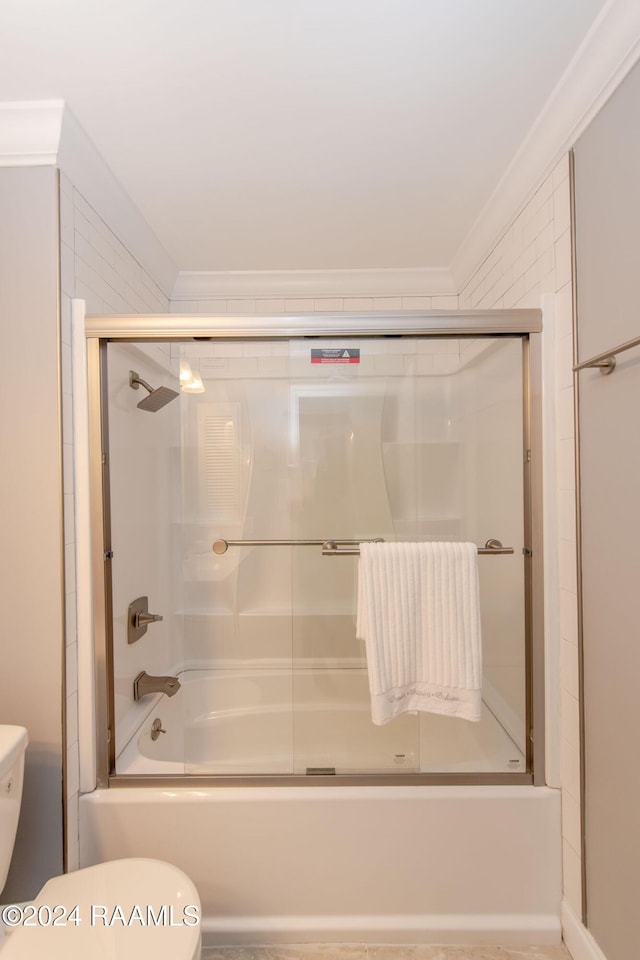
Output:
top-left (0, 726), bottom-right (201, 958)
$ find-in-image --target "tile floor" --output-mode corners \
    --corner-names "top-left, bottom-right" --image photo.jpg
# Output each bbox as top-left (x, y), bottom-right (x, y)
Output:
top-left (201, 945), bottom-right (571, 960)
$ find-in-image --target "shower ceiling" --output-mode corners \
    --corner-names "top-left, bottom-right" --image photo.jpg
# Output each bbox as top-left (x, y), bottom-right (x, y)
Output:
top-left (0, 0), bottom-right (607, 273)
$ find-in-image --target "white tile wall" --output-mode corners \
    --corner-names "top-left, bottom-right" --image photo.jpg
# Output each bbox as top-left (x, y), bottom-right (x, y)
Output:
top-left (460, 154), bottom-right (581, 916)
top-left (59, 171), bottom-right (170, 872)
top-left (170, 295), bottom-right (460, 314)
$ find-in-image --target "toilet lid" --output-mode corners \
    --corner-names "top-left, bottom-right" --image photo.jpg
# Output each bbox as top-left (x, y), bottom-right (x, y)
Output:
top-left (2, 859), bottom-right (201, 959)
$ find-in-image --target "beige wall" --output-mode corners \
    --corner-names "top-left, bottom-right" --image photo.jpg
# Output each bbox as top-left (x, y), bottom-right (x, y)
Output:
top-left (0, 166), bottom-right (64, 900)
top-left (574, 57), bottom-right (640, 960)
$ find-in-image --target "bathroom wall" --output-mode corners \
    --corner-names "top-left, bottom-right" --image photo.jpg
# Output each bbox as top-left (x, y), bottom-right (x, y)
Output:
top-left (171, 294), bottom-right (459, 315)
top-left (0, 166), bottom-right (64, 901)
top-left (458, 156), bottom-right (580, 914)
top-left (58, 171), bottom-right (171, 867)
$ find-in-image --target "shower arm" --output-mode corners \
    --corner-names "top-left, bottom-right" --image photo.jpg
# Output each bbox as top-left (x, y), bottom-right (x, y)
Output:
top-left (212, 538), bottom-right (515, 556)
top-left (129, 371), bottom-right (154, 395)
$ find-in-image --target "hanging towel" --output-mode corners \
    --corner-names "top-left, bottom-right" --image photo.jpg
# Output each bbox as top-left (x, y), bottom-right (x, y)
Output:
top-left (356, 541), bottom-right (482, 725)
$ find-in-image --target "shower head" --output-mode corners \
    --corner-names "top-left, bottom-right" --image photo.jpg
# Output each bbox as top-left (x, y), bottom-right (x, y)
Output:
top-left (129, 370), bottom-right (179, 412)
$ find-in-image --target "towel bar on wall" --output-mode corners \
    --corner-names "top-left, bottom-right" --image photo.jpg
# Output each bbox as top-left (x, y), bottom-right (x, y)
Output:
top-left (212, 537), bottom-right (515, 556)
top-left (573, 333), bottom-right (640, 375)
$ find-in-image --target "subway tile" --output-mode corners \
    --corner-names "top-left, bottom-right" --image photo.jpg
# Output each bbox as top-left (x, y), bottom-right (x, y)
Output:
top-left (553, 153), bottom-right (570, 190)
top-left (63, 493), bottom-right (75, 546)
top-left (66, 640), bottom-right (78, 695)
top-left (555, 229), bottom-right (572, 289)
top-left (561, 688), bottom-right (580, 750)
top-left (372, 297), bottom-right (403, 311)
top-left (401, 296), bottom-right (432, 310)
top-left (59, 186), bottom-right (75, 248)
top-left (558, 538), bottom-right (578, 595)
top-left (63, 442), bottom-right (74, 496)
top-left (226, 299), bottom-right (257, 313)
top-left (343, 297), bottom-right (374, 312)
top-left (553, 183), bottom-right (572, 240)
top-left (374, 355), bottom-right (405, 374)
top-left (66, 792), bottom-right (80, 872)
top-left (66, 691), bottom-right (79, 747)
top-left (198, 299), bottom-right (229, 314)
top-left (249, 298), bottom-right (283, 313)
top-left (560, 733), bottom-right (581, 801)
top-left (559, 588), bottom-right (578, 646)
top-left (228, 358), bottom-right (259, 377)
top-left (556, 333), bottom-right (574, 390)
top-left (513, 240), bottom-right (537, 282)
top-left (561, 637), bottom-right (580, 701)
top-left (62, 390), bottom-right (74, 447)
top-left (562, 786), bottom-right (582, 858)
top-left (556, 386), bottom-right (575, 441)
top-left (60, 293), bottom-right (72, 347)
top-left (285, 299), bottom-right (316, 313)
top-left (60, 241), bottom-right (75, 297)
top-left (66, 741), bottom-right (80, 798)
top-left (540, 269), bottom-right (556, 296)
top-left (558, 488), bottom-right (577, 542)
top-left (562, 838), bottom-right (582, 915)
top-left (314, 298), bottom-right (344, 312)
top-left (554, 282), bottom-right (573, 339)
top-left (503, 275), bottom-right (525, 309)
top-left (556, 439), bottom-right (576, 490)
top-left (534, 170), bottom-right (555, 210)
top-left (258, 357), bottom-right (289, 377)
top-left (431, 295), bottom-right (459, 310)
top-left (65, 592), bottom-right (77, 649)
top-left (171, 299), bottom-right (199, 314)
top-left (65, 542), bottom-right (76, 596)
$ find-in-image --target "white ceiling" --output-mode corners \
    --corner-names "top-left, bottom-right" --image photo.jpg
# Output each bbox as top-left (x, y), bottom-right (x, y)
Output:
top-left (1, 0), bottom-right (608, 273)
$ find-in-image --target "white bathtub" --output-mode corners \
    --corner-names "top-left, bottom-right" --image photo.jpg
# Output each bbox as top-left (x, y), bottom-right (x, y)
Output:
top-left (80, 783), bottom-right (561, 946)
top-left (116, 668), bottom-right (524, 776)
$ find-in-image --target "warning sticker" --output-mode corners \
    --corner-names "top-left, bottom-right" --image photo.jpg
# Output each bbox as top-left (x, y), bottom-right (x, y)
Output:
top-left (311, 348), bottom-right (360, 364)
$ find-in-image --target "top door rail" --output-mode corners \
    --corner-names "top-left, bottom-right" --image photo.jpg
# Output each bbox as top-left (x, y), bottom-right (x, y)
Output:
top-left (574, 334), bottom-right (640, 375)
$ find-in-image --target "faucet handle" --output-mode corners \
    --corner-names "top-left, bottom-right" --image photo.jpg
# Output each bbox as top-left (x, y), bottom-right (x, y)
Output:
top-left (128, 596), bottom-right (163, 644)
top-left (136, 611), bottom-right (163, 627)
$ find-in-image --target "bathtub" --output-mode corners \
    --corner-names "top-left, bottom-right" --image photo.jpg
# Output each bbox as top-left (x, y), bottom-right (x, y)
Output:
top-left (116, 668), bottom-right (525, 776)
top-left (80, 783), bottom-right (561, 946)
top-left (86, 672), bottom-right (557, 946)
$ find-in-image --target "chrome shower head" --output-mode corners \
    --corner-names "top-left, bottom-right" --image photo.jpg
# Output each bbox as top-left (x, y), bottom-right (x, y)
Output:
top-left (129, 370), bottom-right (179, 412)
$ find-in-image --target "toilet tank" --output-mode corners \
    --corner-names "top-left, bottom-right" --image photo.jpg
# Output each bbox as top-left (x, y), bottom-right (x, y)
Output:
top-left (0, 726), bottom-right (28, 893)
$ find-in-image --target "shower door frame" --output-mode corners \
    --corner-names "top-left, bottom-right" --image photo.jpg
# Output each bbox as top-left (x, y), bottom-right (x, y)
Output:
top-left (86, 309), bottom-right (544, 788)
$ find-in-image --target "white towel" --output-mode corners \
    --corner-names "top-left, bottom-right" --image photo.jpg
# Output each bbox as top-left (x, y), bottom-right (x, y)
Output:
top-left (356, 541), bottom-right (482, 725)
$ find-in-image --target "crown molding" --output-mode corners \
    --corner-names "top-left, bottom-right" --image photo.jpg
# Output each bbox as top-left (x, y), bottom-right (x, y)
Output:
top-left (58, 108), bottom-right (178, 298)
top-left (451, 0), bottom-right (640, 291)
top-left (0, 100), bottom-right (65, 166)
top-left (172, 266), bottom-right (456, 301)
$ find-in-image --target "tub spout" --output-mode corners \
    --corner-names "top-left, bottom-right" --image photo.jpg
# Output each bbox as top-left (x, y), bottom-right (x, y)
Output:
top-left (133, 671), bottom-right (181, 702)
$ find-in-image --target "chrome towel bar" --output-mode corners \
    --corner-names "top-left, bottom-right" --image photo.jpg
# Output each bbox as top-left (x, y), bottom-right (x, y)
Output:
top-left (212, 537), bottom-right (515, 556)
top-left (573, 333), bottom-right (640, 375)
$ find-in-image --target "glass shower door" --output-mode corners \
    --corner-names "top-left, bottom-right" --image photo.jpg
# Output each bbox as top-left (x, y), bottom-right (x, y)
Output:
top-left (175, 335), bottom-right (527, 777)
top-left (288, 336), bottom-right (527, 776)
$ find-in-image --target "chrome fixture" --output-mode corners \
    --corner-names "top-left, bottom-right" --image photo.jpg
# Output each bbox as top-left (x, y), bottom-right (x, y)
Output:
top-left (133, 671), bottom-right (181, 701)
top-left (129, 370), bottom-right (179, 411)
top-left (127, 596), bottom-right (163, 644)
top-left (212, 537), bottom-right (515, 557)
top-left (150, 718), bottom-right (166, 741)
top-left (573, 333), bottom-right (640, 376)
